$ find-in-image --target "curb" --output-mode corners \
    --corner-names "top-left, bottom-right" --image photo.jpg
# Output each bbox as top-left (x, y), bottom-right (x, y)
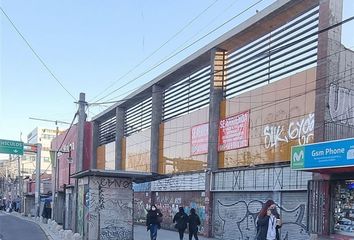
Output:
top-left (0, 212), bottom-right (82, 240)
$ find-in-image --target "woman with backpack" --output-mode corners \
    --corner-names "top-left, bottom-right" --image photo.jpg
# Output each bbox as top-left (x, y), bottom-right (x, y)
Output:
top-left (188, 208), bottom-right (201, 240)
top-left (173, 207), bottom-right (189, 240)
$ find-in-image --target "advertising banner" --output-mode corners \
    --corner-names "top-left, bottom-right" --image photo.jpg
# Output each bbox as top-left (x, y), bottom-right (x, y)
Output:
top-left (218, 111), bottom-right (250, 151)
top-left (291, 138), bottom-right (354, 170)
top-left (191, 123), bottom-right (209, 155)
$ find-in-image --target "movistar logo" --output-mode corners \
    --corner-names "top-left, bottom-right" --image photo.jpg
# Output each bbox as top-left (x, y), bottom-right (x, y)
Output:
top-left (292, 146), bottom-right (305, 169)
top-left (293, 150), bottom-right (304, 162)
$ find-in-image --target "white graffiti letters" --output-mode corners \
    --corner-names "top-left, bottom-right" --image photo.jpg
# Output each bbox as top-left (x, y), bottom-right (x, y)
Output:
top-left (264, 113), bottom-right (314, 149)
top-left (329, 84), bottom-right (354, 125)
top-left (264, 125), bottom-right (288, 148)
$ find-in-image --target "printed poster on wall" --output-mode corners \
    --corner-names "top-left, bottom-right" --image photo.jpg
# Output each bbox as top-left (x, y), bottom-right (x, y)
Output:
top-left (191, 123), bottom-right (209, 155)
top-left (218, 110), bottom-right (250, 151)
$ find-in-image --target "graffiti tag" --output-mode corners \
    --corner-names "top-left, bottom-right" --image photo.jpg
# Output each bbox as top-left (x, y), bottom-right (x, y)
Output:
top-left (264, 113), bottom-right (314, 148)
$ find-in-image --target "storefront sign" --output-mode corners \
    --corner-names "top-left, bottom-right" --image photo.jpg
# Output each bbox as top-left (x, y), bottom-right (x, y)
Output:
top-left (218, 111), bottom-right (250, 151)
top-left (291, 138), bottom-right (354, 170)
top-left (191, 123), bottom-right (209, 155)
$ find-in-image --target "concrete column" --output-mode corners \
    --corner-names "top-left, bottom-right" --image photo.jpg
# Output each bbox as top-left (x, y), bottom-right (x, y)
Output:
top-left (76, 175), bottom-right (133, 240)
top-left (205, 48), bottom-right (227, 237)
top-left (207, 48), bottom-right (227, 171)
top-left (91, 121), bottom-right (99, 169)
top-left (73, 93), bottom-right (87, 233)
top-left (115, 107), bottom-right (125, 170)
top-left (314, 0), bottom-right (343, 143)
top-left (313, 1), bottom-right (344, 236)
top-left (76, 93), bottom-right (87, 173)
top-left (150, 85), bottom-right (163, 173)
top-left (35, 143), bottom-right (42, 217)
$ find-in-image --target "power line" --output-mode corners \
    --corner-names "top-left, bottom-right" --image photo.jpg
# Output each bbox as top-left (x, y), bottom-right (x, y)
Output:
top-left (90, 43), bottom-right (354, 107)
top-left (40, 111), bottom-right (78, 175)
top-left (107, 64), bottom-right (354, 146)
top-left (93, 0), bottom-right (266, 103)
top-left (94, 11), bottom-right (354, 105)
top-left (92, 0), bottom-right (242, 105)
top-left (90, 0), bottom-right (220, 103)
top-left (0, 6), bottom-right (77, 101)
top-left (29, 117), bottom-right (71, 125)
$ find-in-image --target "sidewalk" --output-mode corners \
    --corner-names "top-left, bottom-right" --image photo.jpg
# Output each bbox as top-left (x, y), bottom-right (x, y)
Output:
top-left (134, 224), bottom-right (217, 240)
top-left (9, 212), bottom-right (217, 240)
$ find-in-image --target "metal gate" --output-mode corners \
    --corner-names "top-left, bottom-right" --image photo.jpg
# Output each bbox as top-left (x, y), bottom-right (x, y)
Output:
top-left (307, 180), bottom-right (330, 235)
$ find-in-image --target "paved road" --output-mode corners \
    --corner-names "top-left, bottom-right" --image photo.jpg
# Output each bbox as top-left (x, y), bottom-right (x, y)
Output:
top-left (0, 212), bottom-right (47, 240)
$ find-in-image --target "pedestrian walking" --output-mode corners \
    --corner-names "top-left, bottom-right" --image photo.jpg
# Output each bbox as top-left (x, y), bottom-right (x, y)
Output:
top-left (41, 199), bottom-right (52, 223)
top-left (256, 200), bottom-right (282, 240)
top-left (146, 205), bottom-right (163, 240)
top-left (188, 208), bottom-right (201, 240)
top-left (173, 207), bottom-right (189, 240)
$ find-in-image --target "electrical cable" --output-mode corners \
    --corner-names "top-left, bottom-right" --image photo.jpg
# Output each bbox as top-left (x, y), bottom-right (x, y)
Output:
top-left (93, 0), bottom-right (266, 103)
top-left (121, 65), bottom-right (354, 146)
top-left (89, 0), bottom-right (221, 103)
top-left (94, 14), bottom-right (354, 105)
top-left (90, 42), bottom-right (354, 107)
top-left (40, 111), bottom-right (78, 175)
top-left (0, 6), bottom-right (77, 101)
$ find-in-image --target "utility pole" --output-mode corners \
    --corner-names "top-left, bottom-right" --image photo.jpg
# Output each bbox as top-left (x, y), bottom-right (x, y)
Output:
top-left (17, 155), bottom-right (22, 211)
top-left (35, 143), bottom-right (42, 217)
top-left (76, 93), bottom-right (86, 173)
top-left (29, 117), bottom-right (70, 220)
top-left (73, 92), bottom-right (86, 232)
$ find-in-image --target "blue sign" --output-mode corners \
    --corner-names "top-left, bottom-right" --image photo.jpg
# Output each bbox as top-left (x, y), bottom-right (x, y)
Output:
top-left (291, 138), bottom-right (354, 170)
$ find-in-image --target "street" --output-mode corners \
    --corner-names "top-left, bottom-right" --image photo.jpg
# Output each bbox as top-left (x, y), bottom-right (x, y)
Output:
top-left (0, 212), bottom-right (47, 240)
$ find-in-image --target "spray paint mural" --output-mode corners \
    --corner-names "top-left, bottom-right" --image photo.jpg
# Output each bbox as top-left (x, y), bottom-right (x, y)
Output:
top-left (133, 191), bottom-right (206, 234)
top-left (213, 198), bottom-right (308, 240)
top-left (155, 192), bottom-right (206, 233)
top-left (77, 176), bottom-right (133, 240)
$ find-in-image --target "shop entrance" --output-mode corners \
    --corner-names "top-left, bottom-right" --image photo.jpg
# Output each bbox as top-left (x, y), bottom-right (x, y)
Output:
top-left (307, 180), bottom-right (330, 235)
top-left (333, 180), bottom-right (354, 236)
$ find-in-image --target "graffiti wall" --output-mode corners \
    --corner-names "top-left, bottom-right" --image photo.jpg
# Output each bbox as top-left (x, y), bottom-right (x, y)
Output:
top-left (133, 191), bottom-right (206, 234)
top-left (133, 192), bottom-right (151, 224)
top-left (325, 46), bottom-right (354, 140)
top-left (213, 192), bottom-right (309, 240)
top-left (78, 176), bottom-right (133, 240)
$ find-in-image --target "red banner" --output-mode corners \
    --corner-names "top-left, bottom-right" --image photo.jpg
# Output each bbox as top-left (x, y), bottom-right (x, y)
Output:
top-left (191, 123), bottom-right (209, 155)
top-left (218, 111), bottom-right (250, 151)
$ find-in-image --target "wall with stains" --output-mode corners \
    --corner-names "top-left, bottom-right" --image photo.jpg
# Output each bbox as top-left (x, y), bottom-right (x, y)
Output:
top-left (213, 192), bottom-right (308, 240)
top-left (133, 191), bottom-right (206, 234)
top-left (77, 176), bottom-right (133, 240)
top-left (221, 68), bottom-right (316, 168)
top-left (154, 191), bottom-right (206, 232)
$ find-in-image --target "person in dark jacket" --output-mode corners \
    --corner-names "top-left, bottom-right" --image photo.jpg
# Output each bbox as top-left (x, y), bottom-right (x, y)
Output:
top-left (256, 200), bottom-right (281, 240)
top-left (173, 207), bottom-right (189, 240)
top-left (188, 208), bottom-right (201, 240)
top-left (146, 205), bottom-right (163, 240)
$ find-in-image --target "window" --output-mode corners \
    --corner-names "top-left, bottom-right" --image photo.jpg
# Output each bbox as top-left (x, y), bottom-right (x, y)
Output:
top-left (43, 157), bottom-right (50, 162)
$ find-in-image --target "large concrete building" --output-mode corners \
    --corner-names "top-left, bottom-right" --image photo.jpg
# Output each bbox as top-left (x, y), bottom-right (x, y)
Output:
top-left (24, 127), bottom-right (59, 175)
top-left (73, 0), bottom-right (354, 239)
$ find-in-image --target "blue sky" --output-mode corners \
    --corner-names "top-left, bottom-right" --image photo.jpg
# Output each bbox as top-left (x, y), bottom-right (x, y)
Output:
top-left (1, 0), bottom-right (353, 145)
top-left (0, 0), bottom-right (277, 143)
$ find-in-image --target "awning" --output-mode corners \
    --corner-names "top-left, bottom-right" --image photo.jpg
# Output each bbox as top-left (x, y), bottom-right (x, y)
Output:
top-left (71, 169), bottom-right (168, 183)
